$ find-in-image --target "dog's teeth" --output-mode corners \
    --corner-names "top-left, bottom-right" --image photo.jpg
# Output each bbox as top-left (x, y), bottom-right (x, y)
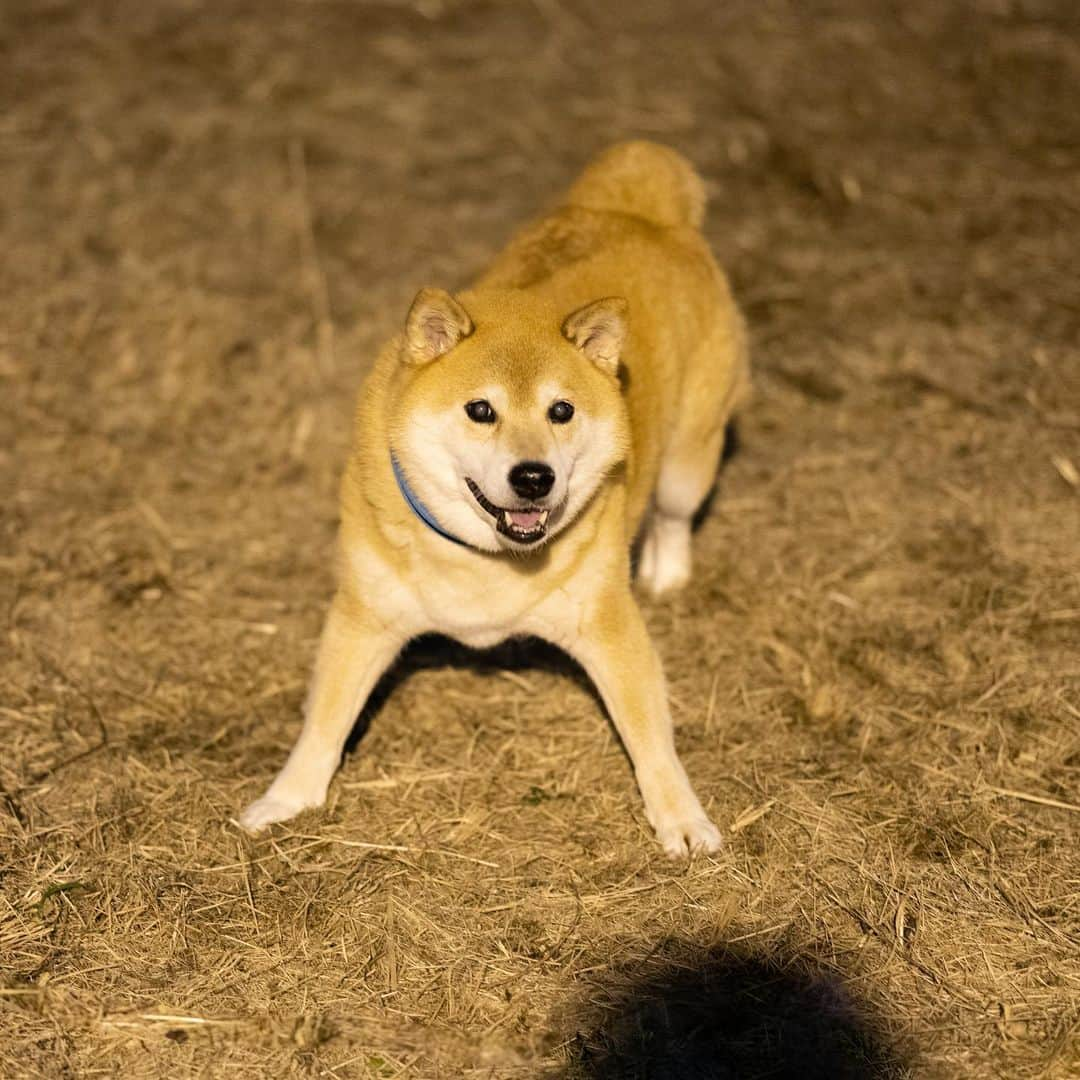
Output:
top-left (538, 510), bottom-right (549, 525)
top-left (500, 511), bottom-right (512, 528)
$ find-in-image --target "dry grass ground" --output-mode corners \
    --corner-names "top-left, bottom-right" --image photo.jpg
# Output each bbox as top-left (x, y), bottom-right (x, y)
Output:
top-left (2, 1), bottom-right (1079, 1076)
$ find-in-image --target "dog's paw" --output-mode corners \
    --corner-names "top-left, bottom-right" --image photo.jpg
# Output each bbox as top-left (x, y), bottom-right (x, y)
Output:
top-left (635, 519), bottom-right (691, 598)
top-left (238, 793), bottom-right (311, 832)
top-left (654, 814), bottom-right (723, 859)
top-left (640, 556), bottom-right (691, 598)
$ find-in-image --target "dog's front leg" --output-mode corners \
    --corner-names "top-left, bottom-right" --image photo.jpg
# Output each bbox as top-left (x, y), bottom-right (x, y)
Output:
top-left (567, 591), bottom-right (722, 858)
top-left (239, 595), bottom-right (404, 831)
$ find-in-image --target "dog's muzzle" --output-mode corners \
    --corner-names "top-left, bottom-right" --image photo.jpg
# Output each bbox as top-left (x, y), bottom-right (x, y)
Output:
top-left (466, 478), bottom-right (551, 544)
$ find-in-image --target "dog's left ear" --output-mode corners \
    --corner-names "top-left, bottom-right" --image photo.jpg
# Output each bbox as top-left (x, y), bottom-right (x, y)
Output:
top-left (561, 297), bottom-right (628, 378)
top-left (404, 287), bottom-right (474, 364)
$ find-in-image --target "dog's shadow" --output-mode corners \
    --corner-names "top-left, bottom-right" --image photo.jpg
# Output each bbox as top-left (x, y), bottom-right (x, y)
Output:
top-left (558, 938), bottom-right (911, 1080)
top-left (343, 634), bottom-right (599, 755)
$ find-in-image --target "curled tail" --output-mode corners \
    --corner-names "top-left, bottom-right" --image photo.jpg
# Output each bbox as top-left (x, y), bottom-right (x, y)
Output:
top-left (564, 140), bottom-right (707, 229)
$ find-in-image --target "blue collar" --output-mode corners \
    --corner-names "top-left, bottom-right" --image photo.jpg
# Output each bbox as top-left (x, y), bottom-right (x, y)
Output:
top-left (390, 452), bottom-right (468, 547)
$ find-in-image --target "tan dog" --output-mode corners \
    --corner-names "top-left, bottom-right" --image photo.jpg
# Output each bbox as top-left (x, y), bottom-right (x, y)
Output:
top-left (240, 141), bottom-right (749, 856)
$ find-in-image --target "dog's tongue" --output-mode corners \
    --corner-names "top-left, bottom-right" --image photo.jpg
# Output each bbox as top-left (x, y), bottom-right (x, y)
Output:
top-left (506, 509), bottom-right (543, 530)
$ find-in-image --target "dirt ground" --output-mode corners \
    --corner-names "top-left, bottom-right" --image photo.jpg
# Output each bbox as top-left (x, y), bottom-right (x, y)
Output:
top-left (2, 0), bottom-right (1079, 1076)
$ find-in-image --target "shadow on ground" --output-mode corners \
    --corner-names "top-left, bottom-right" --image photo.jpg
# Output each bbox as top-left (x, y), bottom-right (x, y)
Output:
top-left (559, 939), bottom-right (911, 1080)
top-left (344, 633), bottom-right (599, 754)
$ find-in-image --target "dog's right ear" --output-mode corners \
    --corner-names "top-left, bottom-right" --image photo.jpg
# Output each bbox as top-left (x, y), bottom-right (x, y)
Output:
top-left (403, 288), bottom-right (474, 364)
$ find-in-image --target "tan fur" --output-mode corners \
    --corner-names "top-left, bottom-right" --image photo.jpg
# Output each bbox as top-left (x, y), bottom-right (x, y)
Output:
top-left (240, 141), bottom-right (750, 857)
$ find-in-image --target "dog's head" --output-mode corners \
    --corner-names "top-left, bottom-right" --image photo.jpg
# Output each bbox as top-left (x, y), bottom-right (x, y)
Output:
top-left (389, 287), bottom-right (630, 553)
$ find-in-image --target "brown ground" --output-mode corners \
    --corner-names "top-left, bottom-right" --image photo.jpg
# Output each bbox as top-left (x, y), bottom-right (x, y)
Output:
top-left (2, 1), bottom-right (1079, 1077)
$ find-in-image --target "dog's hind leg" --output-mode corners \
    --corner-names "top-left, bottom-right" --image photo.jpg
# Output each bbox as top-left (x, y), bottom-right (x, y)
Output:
top-left (636, 315), bottom-right (748, 598)
top-left (636, 434), bottom-right (725, 597)
top-left (239, 596), bottom-right (404, 831)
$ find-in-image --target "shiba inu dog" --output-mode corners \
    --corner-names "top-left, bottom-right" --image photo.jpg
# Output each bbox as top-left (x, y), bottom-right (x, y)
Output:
top-left (240, 141), bottom-right (750, 856)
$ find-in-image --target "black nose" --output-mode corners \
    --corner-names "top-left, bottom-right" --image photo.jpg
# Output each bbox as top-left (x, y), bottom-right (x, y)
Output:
top-left (508, 461), bottom-right (555, 500)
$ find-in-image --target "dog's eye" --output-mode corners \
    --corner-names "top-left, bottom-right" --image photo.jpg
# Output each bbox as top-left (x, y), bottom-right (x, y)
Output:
top-left (548, 400), bottom-right (575, 424)
top-left (465, 400), bottom-right (496, 424)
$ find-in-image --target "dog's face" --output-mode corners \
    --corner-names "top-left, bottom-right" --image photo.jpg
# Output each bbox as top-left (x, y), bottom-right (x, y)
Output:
top-left (389, 288), bottom-right (630, 553)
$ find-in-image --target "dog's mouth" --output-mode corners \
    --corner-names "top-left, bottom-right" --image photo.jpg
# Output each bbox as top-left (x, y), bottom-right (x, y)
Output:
top-left (465, 478), bottom-right (550, 545)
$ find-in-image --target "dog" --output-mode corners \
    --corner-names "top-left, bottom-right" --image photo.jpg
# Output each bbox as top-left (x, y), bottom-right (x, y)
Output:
top-left (240, 141), bottom-right (750, 856)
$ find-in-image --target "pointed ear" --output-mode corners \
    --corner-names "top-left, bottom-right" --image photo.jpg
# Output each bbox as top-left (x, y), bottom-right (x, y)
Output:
top-left (561, 297), bottom-right (628, 378)
top-left (404, 287), bottom-right (474, 364)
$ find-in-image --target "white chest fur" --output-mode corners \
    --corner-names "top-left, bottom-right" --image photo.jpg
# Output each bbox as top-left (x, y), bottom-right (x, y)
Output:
top-left (343, 533), bottom-right (588, 651)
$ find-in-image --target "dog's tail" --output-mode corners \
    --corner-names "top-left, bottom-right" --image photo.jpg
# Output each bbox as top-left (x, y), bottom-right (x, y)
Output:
top-left (564, 140), bottom-right (706, 229)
